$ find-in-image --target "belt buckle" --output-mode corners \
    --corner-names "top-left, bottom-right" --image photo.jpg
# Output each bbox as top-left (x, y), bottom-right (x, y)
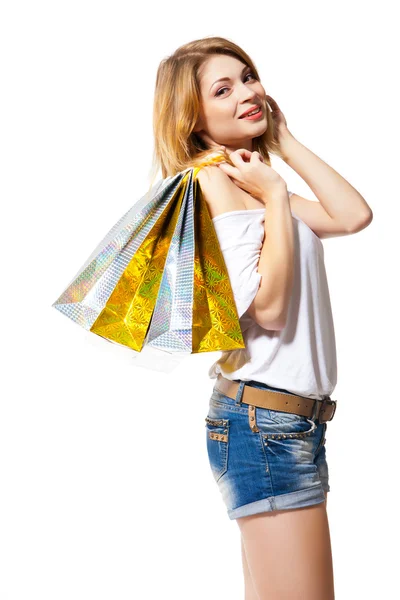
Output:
top-left (318, 396), bottom-right (337, 423)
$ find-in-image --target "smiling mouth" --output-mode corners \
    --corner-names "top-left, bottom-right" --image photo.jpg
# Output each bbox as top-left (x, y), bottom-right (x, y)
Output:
top-left (239, 106), bottom-right (263, 119)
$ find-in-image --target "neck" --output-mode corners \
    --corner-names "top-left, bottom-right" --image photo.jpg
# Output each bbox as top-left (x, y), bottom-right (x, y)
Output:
top-left (224, 139), bottom-right (254, 153)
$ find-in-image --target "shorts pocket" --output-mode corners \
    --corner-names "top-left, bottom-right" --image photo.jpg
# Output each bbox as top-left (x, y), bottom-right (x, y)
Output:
top-left (267, 408), bottom-right (308, 424)
top-left (204, 416), bottom-right (230, 482)
top-left (256, 408), bottom-right (317, 439)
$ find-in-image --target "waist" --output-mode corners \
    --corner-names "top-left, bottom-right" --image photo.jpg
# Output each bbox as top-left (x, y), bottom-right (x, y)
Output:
top-left (214, 375), bottom-right (337, 424)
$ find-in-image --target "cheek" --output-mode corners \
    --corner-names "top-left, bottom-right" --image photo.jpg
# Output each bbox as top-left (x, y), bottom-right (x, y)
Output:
top-left (209, 102), bottom-right (234, 120)
top-left (256, 83), bottom-right (266, 98)
top-left (204, 106), bottom-right (235, 131)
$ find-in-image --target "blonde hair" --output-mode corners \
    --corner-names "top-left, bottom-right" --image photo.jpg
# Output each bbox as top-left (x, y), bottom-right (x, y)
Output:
top-left (147, 36), bottom-right (286, 192)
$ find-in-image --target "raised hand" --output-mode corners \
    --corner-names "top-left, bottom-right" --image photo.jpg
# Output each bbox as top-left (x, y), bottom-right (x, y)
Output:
top-left (217, 148), bottom-right (287, 203)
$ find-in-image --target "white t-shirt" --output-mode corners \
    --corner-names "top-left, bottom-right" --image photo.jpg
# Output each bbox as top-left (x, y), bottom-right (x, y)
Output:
top-left (208, 193), bottom-right (337, 400)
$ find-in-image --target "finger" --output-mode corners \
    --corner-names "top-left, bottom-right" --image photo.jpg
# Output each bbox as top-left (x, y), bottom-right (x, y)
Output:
top-left (234, 148), bottom-right (252, 159)
top-left (250, 150), bottom-right (264, 163)
top-left (217, 162), bottom-right (240, 178)
top-left (229, 149), bottom-right (250, 165)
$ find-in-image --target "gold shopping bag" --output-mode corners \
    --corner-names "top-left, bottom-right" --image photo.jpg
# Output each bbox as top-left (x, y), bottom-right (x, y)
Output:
top-left (52, 155), bottom-right (246, 368)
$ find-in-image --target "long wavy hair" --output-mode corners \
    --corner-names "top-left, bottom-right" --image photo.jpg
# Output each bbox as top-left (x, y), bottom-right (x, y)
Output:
top-left (148, 36), bottom-right (286, 190)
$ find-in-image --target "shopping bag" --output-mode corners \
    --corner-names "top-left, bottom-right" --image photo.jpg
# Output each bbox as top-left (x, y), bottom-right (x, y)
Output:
top-left (52, 154), bottom-right (246, 369)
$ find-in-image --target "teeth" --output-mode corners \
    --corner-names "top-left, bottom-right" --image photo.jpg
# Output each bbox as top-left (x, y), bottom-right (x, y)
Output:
top-left (244, 107), bottom-right (260, 117)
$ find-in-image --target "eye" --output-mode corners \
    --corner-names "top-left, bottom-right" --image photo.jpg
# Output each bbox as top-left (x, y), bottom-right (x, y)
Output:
top-left (245, 71), bottom-right (257, 82)
top-left (215, 71), bottom-right (258, 97)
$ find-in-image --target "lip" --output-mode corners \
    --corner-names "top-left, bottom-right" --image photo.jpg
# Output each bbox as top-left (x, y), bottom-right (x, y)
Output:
top-left (239, 104), bottom-right (262, 118)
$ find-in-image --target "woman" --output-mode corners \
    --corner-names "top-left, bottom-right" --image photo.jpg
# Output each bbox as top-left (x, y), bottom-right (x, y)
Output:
top-left (152, 36), bottom-right (373, 599)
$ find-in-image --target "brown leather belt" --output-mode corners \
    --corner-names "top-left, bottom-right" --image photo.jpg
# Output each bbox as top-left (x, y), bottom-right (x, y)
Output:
top-left (214, 375), bottom-right (337, 423)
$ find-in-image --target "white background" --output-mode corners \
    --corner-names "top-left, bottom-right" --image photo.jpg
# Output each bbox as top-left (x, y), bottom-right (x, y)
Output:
top-left (1, 0), bottom-right (398, 598)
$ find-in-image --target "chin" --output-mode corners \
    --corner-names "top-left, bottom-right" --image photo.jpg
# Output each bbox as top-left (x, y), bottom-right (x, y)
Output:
top-left (248, 122), bottom-right (268, 136)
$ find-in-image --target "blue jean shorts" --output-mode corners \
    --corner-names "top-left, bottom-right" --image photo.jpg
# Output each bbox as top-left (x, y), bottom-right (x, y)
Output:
top-left (205, 379), bottom-right (330, 520)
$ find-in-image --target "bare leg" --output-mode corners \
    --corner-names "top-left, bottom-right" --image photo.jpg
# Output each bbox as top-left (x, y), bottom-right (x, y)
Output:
top-left (238, 491), bottom-right (333, 599)
top-left (241, 534), bottom-right (260, 600)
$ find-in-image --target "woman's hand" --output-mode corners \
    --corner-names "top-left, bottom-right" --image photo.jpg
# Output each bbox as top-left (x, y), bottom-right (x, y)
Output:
top-left (217, 148), bottom-right (287, 203)
top-left (266, 95), bottom-right (293, 146)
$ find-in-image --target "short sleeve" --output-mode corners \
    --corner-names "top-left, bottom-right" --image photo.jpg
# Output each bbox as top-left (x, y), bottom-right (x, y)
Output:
top-left (212, 212), bottom-right (265, 321)
top-left (218, 239), bottom-right (263, 318)
top-left (235, 268), bottom-right (262, 318)
top-left (288, 190), bottom-right (294, 197)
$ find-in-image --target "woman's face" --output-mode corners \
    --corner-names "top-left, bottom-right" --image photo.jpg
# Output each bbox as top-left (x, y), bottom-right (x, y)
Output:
top-left (194, 54), bottom-right (268, 153)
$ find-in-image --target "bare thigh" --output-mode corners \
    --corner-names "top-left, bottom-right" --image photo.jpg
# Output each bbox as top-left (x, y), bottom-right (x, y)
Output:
top-left (237, 492), bottom-right (334, 600)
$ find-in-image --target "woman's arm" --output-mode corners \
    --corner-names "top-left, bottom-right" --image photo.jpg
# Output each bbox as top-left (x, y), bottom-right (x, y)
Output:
top-left (280, 132), bottom-right (373, 236)
top-left (264, 95), bottom-right (373, 236)
top-left (246, 186), bottom-right (294, 330)
top-left (198, 167), bottom-right (294, 331)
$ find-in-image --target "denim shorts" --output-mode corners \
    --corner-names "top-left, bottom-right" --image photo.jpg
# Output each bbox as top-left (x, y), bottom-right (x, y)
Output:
top-left (205, 379), bottom-right (330, 520)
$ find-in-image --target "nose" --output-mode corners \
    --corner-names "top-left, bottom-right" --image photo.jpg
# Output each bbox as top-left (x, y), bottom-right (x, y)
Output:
top-left (237, 82), bottom-right (258, 105)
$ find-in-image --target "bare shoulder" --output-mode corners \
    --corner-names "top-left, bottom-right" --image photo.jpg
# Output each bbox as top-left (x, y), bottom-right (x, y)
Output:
top-left (196, 165), bottom-right (248, 219)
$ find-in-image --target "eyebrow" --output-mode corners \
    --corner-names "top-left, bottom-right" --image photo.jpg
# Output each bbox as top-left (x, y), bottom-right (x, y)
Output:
top-left (209, 64), bottom-right (250, 93)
